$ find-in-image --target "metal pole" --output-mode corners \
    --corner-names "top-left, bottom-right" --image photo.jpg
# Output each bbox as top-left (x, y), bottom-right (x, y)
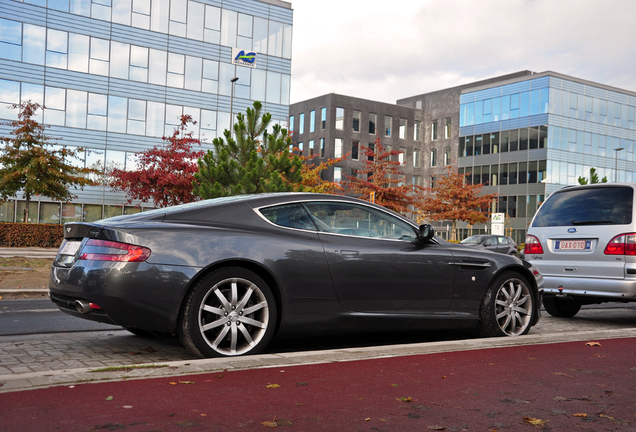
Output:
top-left (229, 77), bottom-right (239, 138)
top-left (615, 147), bottom-right (624, 182)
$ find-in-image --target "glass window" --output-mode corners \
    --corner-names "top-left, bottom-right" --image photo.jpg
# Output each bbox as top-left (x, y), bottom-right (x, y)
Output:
top-left (44, 86), bottom-right (66, 126)
top-left (237, 13), bottom-right (253, 49)
top-left (83, 204), bottom-right (102, 222)
top-left (184, 55), bottom-right (202, 91)
top-left (321, 107), bottom-right (326, 129)
top-left (268, 20), bottom-right (283, 57)
top-left (146, 101), bottom-right (165, 137)
top-left (66, 89), bottom-right (87, 128)
top-left (431, 120), bottom-right (437, 140)
top-left (369, 113), bottom-right (376, 134)
top-left (202, 60), bottom-right (219, 92)
top-left (333, 167), bottom-right (342, 183)
top-left (414, 120), bottom-right (421, 140)
top-left (444, 117), bottom-right (451, 139)
top-left (352, 140), bottom-right (359, 160)
top-left (169, 0), bottom-right (187, 37)
top-left (260, 204), bottom-right (317, 231)
top-left (16, 201), bottom-right (38, 223)
top-left (265, 71), bottom-right (281, 104)
top-left (186, 0), bottom-right (204, 40)
top-left (251, 69), bottom-right (265, 101)
top-left (110, 41), bottom-right (130, 79)
top-left (87, 92), bottom-right (107, 130)
top-left (46, 29), bottom-right (68, 69)
top-left (430, 148), bottom-right (437, 167)
top-left (107, 95), bottom-right (127, 133)
top-left (353, 110), bottom-right (360, 132)
top-left (167, 52), bottom-right (185, 88)
top-left (22, 24), bottom-right (46, 66)
top-left (61, 203), bottom-right (82, 223)
top-left (89, 37), bottom-right (109, 76)
top-left (320, 138), bottom-right (325, 157)
top-left (220, 9), bottom-right (237, 47)
top-left (309, 140), bottom-right (314, 156)
top-left (398, 147), bottom-right (406, 165)
top-left (148, 48), bottom-right (167, 85)
top-left (335, 138), bottom-right (343, 158)
top-left (127, 98), bottom-right (146, 135)
top-left (444, 147), bottom-right (450, 165)
top-left (289, 115), bottom-right (294, 132)
top-left (335, 107), bottom-right (344, 130)
top-left (0, 18), bottom-right (22, 61)
top-left (299, 112), bottom-right (305, 134)
top-left (384, 116), bottom-right (391, 137)
top-left (399, 118), bottom-right (406, 139)
top-left (253, 16), bottom-right (267, 54)
top-left (204, 5), bottom-right (221, 43)
top-left (310, 110), bottom-right (315, 133)
top-left (413, 149), bottom-right (420, 167)
top-left (132, 0), bottom-right (151, 29)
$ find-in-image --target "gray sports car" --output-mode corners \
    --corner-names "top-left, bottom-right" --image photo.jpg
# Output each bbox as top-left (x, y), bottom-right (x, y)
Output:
top-left (49, 193), bottom-right (543, 358)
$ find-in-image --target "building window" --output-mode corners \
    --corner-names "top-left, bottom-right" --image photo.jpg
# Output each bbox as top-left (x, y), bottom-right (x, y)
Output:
top-left (431, 120), bottom-right (438, 140)
top-left (335, 138), bottom-right (343, 158)
top-left (352, 110), bottom-right (360, 132)
top-left (352, 140), bottom-right (359, 160)
top-left (414, 120), bottom-right (421, 140)
top-left (368, 142), bottom-right (375, 161)
top-left (299, 112), bottom-right (304, 134)
top-left (399, 118), bottom-right (406, 139)
top-left (289, 115), bottom-right (294, 132)
top-left (444, 117), bottom-right (451, 139)
top-left (335, 107), bottom-right (344, 130)
top-left (309, 110), bottom-right (315, 133)
top-left (431, 148), bottom-right (437, 167)
top-left (412, 175), bottom-right (420, 188)
top-left (413, 149), bottom-right (420, 167)
top-left (320, 138), bottom-right (325, 157)
top-left (431, 176), bottom-right (436, 189)
top-left (298, 142), bottom-right (304, 153)
top-left (399, 147), bottom-right (406, 165)
top-left (309, 140), bottom-right (314, 156)
top-left (321, 107), bottom-right (326, 129)
top-left (385, 116), bottom-right (392, 137)
top-left (444, 146), bottom-right (451, 165)
top-left (369, 113), bottom-right (376, 134)
top-left (334, 166), bottom-right (342, 182)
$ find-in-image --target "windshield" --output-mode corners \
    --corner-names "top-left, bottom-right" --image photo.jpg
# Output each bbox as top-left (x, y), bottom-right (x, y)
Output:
top-left (460, 236), bottom-right (487, 244)
top-left (532, 186), bottom-right (633, 227)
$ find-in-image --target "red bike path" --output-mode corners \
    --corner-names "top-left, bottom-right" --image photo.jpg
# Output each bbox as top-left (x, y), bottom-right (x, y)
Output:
top-left (2, 338), bottom-right (635, 431)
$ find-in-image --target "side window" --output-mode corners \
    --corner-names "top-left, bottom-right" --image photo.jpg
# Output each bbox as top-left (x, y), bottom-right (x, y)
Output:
top-left (498, 237), bottom-right (508, 245)
top-left (303, 202), bottom-right (416, 240)
top-left (259, 204), bottom-right (317, 230)
top-left (485, 238), bottom-right (495, 246)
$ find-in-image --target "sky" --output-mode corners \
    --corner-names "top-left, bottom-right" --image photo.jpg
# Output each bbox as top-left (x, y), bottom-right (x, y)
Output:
top-left (289, 0), bottom-right (636, 104)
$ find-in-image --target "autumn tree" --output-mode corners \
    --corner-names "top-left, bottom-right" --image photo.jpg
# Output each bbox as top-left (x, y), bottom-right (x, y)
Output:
top-left (417, 167), bottom-right (498, 241)
top-left (578, 167), bottom-right (607, 185)
top-left (109, 114), bottom-right (204, 208)
top-left (299, 154), bottom-right (346, 194)
top-left (0, 101), bottom-right (97, 223)
top-left (193, 101), bottom-right (303, 198)
top-left (343, 135), bottom-right (423, 214)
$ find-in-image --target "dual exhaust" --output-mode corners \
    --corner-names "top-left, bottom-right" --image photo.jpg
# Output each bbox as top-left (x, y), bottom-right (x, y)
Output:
top-left (75, 300), bottom-right (94, 314)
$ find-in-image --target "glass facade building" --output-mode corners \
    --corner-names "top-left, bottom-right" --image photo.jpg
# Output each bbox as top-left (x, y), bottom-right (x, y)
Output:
top-left (458, 72), bottom-right (636, 243)
top-left (0, 0), bottom-right (292, 223)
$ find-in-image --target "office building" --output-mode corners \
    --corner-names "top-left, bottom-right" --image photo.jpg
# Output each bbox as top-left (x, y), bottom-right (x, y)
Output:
top-left (0, 0), bottom-right (292, 223)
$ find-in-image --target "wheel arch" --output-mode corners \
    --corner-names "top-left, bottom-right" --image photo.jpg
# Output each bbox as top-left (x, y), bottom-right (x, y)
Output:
top-left (176, 259), bottom-right (284, 335)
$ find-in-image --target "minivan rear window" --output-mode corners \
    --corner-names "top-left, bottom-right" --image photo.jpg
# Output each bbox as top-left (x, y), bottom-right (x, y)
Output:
top-left (532, 186), bottom-right (633, 227)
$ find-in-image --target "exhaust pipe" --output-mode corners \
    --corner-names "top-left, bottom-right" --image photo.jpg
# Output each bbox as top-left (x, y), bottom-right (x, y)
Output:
top-left (75, 300), bottom-right (92, 314)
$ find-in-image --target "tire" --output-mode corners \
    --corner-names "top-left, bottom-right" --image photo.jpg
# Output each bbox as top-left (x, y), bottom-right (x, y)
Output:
top-left (542, 296), bottom-right (581, 318)
top-left (478, 272), bottom-right (535, 337)
top-left (178, 267), bottom-right (277, 358)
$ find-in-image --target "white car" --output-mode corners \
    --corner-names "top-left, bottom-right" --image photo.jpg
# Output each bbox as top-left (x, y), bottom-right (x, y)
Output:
top-left (525, 183), bottom-right (636, 317)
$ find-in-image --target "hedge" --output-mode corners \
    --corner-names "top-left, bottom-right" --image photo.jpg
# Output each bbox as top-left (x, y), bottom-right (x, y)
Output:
top-left (0, 223), bottom-right (64, 248)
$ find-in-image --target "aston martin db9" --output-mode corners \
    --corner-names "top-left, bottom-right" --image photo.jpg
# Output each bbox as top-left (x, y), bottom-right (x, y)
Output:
top-left (49, 193), bottom-right (543, 358)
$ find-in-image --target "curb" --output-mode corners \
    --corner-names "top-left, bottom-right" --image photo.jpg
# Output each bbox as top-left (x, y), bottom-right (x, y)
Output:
top-left (2, 328), bottom-right (635, 393)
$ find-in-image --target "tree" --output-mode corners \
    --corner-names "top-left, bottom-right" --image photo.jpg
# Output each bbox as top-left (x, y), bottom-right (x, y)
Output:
top-left (0, 101), bottom-right (97, 223)
top-left (417, 167), bottom-right (498, 241)
top-left (299, 154), bottom-right (346, 194)
top-left (343, 135), bottom-right (423, 214)
top-left (578, 167), bottom-right (607, 185)
top-left (193, 101), bottom-right (303, 198)
top-left (109, 114), bottom-right (205, 208)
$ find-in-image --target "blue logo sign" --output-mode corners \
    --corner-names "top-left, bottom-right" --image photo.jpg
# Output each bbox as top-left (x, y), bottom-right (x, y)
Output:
top-left (234, 50), bottom-right (256, 63)
top-left (568, 228), bottom-right (577, 233)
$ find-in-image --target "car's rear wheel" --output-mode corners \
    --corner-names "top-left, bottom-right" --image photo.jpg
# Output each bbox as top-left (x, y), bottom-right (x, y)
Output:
top-left (478, 272), bottom-right (534, 337)
top-left (542, 296), bottom-right (581, 318)
top-left (178, 268), bottom-right (277, 358)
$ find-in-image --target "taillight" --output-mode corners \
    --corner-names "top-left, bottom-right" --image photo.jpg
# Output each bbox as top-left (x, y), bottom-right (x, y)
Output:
top-left (604, 233), bottom-right (636, 255)
top-left (524, 235), bottom-right (544, 254)
top-left (79, 239), bottom-right (151, 262)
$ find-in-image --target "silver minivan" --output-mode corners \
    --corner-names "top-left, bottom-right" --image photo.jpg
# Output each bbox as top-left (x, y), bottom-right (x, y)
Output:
top-left (525, 183), bottom-right (636, 317)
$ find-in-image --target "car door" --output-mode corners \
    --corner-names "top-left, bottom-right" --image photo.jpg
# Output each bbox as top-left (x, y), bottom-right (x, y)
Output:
top-left (303, 201), bottom-right (455, 315)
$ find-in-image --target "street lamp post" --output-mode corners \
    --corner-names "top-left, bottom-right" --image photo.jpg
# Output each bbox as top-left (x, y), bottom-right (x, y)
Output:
top-left (229, 77), bottom-right (239, 137)
top-left (615, 147), bottom-right (624, 182)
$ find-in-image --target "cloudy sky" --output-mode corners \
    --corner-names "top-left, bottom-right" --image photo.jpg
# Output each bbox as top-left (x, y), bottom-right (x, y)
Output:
top-left (289, 0), bottom-right (636, 104)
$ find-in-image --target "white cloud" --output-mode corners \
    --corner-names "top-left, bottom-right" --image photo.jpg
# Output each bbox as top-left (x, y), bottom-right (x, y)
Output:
top-left (290, 0), bottom-right (636, 104)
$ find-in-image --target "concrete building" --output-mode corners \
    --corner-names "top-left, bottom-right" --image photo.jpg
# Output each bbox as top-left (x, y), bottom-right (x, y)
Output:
top-left (0, 0), bottom-right (292, 223)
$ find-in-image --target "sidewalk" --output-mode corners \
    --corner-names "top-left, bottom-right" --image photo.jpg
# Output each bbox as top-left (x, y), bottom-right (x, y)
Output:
top-left (1, 335), bottom-right (634, 431)
top-left (0, 247), bottom-right (57, 258)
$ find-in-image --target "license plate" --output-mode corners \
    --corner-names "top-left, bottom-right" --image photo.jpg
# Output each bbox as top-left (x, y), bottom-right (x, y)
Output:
top-left (555, 240), bottom-right (591, 251)
top-left (59, 241), bottom-right (81, 256)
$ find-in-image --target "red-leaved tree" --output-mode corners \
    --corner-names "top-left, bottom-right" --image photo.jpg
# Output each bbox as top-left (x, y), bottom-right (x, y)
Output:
top-left (110, 115), bottom-right (204, 208)
top-left (343, 135), bottom-right (423, 214)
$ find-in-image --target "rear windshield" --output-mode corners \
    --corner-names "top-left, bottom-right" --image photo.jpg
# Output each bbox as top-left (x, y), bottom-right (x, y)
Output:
top-left (532, 186), bottom-right (633, 227)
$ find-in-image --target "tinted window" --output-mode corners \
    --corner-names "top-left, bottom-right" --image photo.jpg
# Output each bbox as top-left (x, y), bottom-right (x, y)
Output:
top-left (532, 186), bottom-right (633, 227)
top-left (260, 204), bottom-right (317, 230)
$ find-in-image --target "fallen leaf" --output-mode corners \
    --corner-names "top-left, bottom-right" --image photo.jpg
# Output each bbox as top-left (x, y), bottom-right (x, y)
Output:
top-left (441, 376), bottom-right (447, 379)
top-left (178, 381), bottom-right (195, 384)
top-left (391, 384), bottom-right (399, 387)
top-left (266, 384), bottom-right (281, 389)
top-left (527, 357), bottom-right (536, 360)
top-left (105, 396), bottom-right (113, 401)
top-left (553, 372), bottom-right (573, 378)
top-left (523, 417), bottom-right (548, 428)
top-left (554, 396), bottom-right (571, 401)
top-left (586, 342), bottom-right (602, 346)
top-left (170, 382), bottom-right (178, 385)
top-left (123, 405), bottom-right (133, 409)
top-left (396, 396), bottom-right (413, 402)
top-left (427, 425), bottom-right (445, 430)
top-left (593, 353), bottom-right (606, 358)
top-left (365, 418), bottom-right (371, 421)
top-left (573, 413), bottom-right (587, 418)
top-left (296, 382), bottom-right (308, 386)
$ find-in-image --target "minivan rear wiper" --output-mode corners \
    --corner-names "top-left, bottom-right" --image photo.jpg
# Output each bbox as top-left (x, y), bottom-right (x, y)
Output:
top-left (571, 220), bottom-right (614, 225)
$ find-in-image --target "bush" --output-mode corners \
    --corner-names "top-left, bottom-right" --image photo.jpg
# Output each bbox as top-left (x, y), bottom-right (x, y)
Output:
top-left (0, 223), bottom-right (63, 247)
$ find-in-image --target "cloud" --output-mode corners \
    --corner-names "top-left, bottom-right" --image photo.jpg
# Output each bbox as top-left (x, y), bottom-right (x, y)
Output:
top-left (290, 0), bottom-right (636, 104)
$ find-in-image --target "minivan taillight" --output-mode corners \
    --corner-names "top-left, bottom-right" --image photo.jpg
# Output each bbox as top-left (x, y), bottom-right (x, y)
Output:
top-left (79, 239), bottom-right (151, 262)
top-left (604, 233), bottom-right (636, 255)
top-left (524, 235), bottom-right (544, 254)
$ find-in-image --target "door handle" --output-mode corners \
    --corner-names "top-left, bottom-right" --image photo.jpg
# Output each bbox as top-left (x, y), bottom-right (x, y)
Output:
top-left (339, 250), bottom-right (360, 256)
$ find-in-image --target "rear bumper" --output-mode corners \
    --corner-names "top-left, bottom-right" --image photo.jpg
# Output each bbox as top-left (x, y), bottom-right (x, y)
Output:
top-left (541, 275), bottom-right (636, 301)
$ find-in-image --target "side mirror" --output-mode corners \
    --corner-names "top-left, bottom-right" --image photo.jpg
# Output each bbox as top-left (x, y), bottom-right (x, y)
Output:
top-left (418, 224), bottom-right (435, 242)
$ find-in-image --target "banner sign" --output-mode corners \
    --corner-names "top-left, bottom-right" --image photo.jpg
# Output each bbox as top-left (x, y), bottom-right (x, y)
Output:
top-left (232, 48), bottom-right (257, 68)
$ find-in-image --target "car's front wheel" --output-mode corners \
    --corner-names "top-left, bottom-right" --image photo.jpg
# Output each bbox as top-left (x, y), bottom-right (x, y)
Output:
top-left (178, 268), bottom-right (277, 358)
top-left (478, 272), bottom-right (535, 337)
top-left (542, 296), bottom-right (581, 318)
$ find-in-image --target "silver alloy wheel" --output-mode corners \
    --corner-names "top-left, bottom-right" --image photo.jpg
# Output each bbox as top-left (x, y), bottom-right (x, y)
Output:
top-left (198, 277), bottom-right (270, 356)
top-left (494, 277), bottom-right (533, 336)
